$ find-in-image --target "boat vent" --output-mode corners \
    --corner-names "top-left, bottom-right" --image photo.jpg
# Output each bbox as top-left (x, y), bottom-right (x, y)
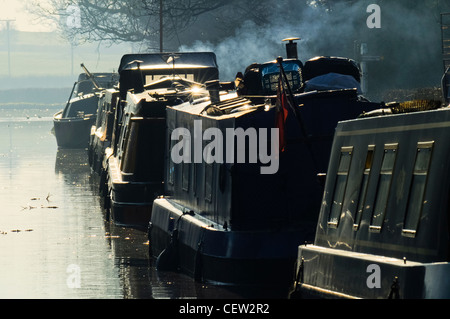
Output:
top-left (388, 100), bottom-right (442, 114)
top-left (201, 97), bottom-right (261, 116)
top-left (358, 100), bottom-right (443, 118)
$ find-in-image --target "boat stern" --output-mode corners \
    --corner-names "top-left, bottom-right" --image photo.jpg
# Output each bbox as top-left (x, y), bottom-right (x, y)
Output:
top-left (149, 197), bottom-right (315, 292)
top-left (291, 244), bottom-right (450, 299)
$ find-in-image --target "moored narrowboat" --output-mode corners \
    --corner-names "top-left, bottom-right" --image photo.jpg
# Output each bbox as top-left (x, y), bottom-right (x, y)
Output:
top-left (103, 52), bottom-right (220, 229)
top-left (53, 65), bottom-right (118, 149)
top-left (148, 41), bottom-right (382, 295)
top-left (290, 90), bottom-right (449, 298)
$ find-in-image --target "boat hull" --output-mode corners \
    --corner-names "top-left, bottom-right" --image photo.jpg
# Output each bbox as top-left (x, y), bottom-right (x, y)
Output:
top-left (53, 111), bottom-right (96, 149)
top-left (109, 200), bottom-right (153, 230)
top-left (107, 155), bottom-right (163, 230)
top-left (291, 244), bottom-right (450, 299)
top-left (149, 198), bottom-right (315, 295)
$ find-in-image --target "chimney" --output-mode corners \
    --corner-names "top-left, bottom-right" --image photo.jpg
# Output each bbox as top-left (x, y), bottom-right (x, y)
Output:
top-left (282, 37), bottom-right (300, 60)
top-left (205, 80), bottom-right (220, 104)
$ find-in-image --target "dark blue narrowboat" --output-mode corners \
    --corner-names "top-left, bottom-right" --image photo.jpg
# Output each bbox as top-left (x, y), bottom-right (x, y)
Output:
top-left (103, 52), bottom-right (219, 229)
top-left (290, 72), bottom-right (449, 298)
top-left (148, 41), bottom-right (382, 295)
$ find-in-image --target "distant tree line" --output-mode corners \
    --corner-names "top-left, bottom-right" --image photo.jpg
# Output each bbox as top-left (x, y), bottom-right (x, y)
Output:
top-left (29, 0), bottom-right (450, 97)
top-left (30, 0), bottom-right (450, 49)
top-left (29, 0), bottom-right (274, 50)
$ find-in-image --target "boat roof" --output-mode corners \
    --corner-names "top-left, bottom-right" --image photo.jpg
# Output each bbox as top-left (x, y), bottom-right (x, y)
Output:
top-left (76, 72), bottom-right (118, 82)
top-left (170, 92), bottom-right (263, 120)
top-left (118, 52), bottom-right (219, 73)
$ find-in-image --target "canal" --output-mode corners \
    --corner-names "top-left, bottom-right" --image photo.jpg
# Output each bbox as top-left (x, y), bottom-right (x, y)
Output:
top-left (0, 104), bottom-right (253, 299)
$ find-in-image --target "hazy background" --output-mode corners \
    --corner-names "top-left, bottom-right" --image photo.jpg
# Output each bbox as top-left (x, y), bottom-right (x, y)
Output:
top-left (0, 0), bottom-right (448, 103)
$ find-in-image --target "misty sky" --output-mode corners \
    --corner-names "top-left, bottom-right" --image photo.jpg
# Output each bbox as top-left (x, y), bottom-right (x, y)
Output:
top-left (0, 0), bottom-right (447, 99)
top-left (0, 0), bottom-right (55, 32)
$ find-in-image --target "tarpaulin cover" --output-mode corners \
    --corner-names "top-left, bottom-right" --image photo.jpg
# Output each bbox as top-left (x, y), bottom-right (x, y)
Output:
top-left (304, 73), bottom-right (362, 94)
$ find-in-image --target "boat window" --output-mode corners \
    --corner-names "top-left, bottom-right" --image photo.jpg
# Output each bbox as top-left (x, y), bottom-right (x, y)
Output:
top-left (260, 61), bottom-right (302, 93)
top-left (204, 138), bottom-right (214, 202)
top-left (75, 80), bottom-right (95, 96)
top-left (118, 113), bottom-right (130, 155)
top-left (182, 160), bottom-right (190, 192)
top-left (328, 146), bottom-right (353, 228)
top-left (168, 131), bottom-right (175, 185)
top-left (205, 163), bottom-right (213, 202)
top-left (192, 162), bottom-right (197, 196)
top-left (354, 145), bottom-right (375, 230)
top-left (145, 74), bottom-right (194, 85)
top-left (402, 141), bottom-right (434, 237)
top-left (370, 143), bottom-right (398, 232)
top-left (120, 120), bottom-right (139, 173)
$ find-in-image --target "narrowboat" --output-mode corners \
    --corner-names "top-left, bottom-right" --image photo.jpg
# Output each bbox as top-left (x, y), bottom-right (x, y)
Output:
top-left (148, 40), bottom-right (382, 295)
top-left (53, 64), bottom-right (118, 149)
top-left (103, 52), bottom-right (219, 229)
top-left (290, 69), bottom-right (450, 299)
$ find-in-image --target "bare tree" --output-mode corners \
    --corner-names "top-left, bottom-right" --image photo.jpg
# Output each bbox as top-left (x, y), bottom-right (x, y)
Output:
top-left (30, 0), bottom-right (235, 50)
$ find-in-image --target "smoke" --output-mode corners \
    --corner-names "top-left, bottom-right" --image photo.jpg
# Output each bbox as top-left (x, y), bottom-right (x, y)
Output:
top-left (179, 1), bottom-right (448, 99)
top-left (179, 19), bottom-right (288, 80)
top-left (179, 2), bottom-right (368, 81)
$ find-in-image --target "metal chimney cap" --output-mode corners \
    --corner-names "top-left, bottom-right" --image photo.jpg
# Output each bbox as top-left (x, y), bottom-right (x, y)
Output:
top-left (282, 37), bottom-right (301, 43)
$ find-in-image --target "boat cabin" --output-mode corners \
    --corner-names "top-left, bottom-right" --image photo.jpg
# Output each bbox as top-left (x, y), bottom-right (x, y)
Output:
top-left (53, 71), bottom-right (118, 149)
top-left (104, 52), bottom-right (219, 229)
top-left (149, 52), bottom-right (381, 289)
top-left (117, 52), bottom-right (219, 101)
top-left (291, 99), bottom-right (450, 299)
top-left (236, 55), bottom-right (361, 98)
top-left (162, 88), bottom-right (378, 231)
top-left (62, 72), bottom-right (118, 119)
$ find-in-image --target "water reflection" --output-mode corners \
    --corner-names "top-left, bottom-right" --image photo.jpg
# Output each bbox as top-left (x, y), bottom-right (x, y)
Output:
top-left (55, 148), bottom-right (239, 299)
top-left (0, 118), bottom-right (120, 298)
top-left (0, 113), bottom-right (247, 299)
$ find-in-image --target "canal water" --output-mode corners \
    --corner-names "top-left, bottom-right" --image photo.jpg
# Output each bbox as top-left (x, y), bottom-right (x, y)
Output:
top-left (0, 104), bottom-right (257, 299)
